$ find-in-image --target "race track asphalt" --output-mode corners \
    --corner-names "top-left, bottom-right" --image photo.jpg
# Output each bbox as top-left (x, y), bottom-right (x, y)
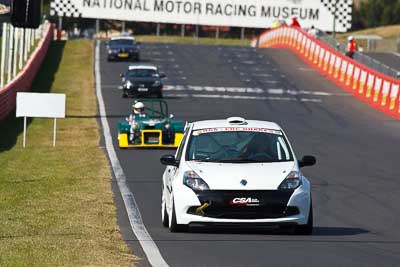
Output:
top-left (99, 42), bottom-right (400, 267)
top-left (367, 52), bottom-right (400, 72)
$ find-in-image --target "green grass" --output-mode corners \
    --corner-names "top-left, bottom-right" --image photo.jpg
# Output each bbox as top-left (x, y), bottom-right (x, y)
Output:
top-left (135, 35), bottom-right (250, 46)
top-left (0, 40), bottom-right (137, 266)
top-left (338, 24), bottom-right (400, 41)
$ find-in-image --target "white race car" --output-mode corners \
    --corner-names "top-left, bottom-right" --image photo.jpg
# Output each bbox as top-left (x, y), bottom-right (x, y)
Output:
top-left (160, 117), bottom-right (316, 234)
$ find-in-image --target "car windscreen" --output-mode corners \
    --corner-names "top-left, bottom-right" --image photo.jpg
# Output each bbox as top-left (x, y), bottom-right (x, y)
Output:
top-left (139, 100), bottom-right (168, 118)
top-left (186, 128), bottom-right (293, 163)
top-left (127, 69), bottom-right (158, 78)
top-left (109, 39), bottom-right (135, 46)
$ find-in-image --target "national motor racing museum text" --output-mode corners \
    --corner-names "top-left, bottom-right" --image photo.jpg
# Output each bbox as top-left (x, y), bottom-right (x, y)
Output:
top-left (83, 0), bottom-right (320, 20)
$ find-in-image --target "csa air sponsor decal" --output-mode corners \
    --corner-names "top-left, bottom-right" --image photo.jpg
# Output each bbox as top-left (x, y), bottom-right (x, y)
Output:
top-left (230, 197), bottom-right (260, 206)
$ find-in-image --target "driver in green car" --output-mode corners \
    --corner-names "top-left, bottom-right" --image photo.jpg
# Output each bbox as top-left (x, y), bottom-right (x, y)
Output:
top-left (128, 101), bottom-right (147, 141)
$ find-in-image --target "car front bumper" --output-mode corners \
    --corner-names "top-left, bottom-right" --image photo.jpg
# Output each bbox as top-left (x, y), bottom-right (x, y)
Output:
top-left (108, 51), bottom-right (139, 60)
top-left (118, 131), bottom-right (184, 148)
top-left (123, 86), bottom-right (162, 96)
top-left (173, 182), bottom-right (311, 225)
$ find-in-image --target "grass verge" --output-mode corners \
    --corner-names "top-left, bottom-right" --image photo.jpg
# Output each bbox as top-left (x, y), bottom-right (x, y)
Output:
top-left (338, 24), bottom-right (400, 40)
top-left (135, 35), bottom-right (250, 46)
top-left (0, 40), bottom-right (136, 266)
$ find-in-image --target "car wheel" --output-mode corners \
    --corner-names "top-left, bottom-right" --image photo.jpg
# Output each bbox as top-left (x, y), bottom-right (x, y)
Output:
top-left (294, 201), bottom-right (313, 235)
top-left (169, 199), bottom-right (188, 233)
top-left (161, 190), bottom-right (169, 227)
top-left (157, 92), bottom-right (163, 98)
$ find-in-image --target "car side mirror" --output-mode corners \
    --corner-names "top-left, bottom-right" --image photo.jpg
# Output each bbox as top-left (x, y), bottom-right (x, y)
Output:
top-left (298, 155), bottom-right (316, 168)
top-left (160, 73), bottom-right (166, 78)
top-left (120, 73), bottom-right (124, 78)
top-left (160, 154), bottom-right (178, 167)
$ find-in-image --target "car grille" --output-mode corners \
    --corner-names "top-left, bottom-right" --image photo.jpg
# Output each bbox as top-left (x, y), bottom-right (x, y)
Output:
top-left (137, 82), bottom-right (155, 87)
top-left (187, 205), bottom-right (299, 219)
top-left (188, 190), bottom-right (297, 219)
top-left (143, 132), bottom-right (160, 144)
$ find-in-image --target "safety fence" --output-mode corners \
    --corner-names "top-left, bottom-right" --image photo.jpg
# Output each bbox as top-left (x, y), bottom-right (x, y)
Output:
top-left (0, 23), bottom-right (53, 121)
top-left (317, 33), bottom-right (399, 79)
top-left (251, 26), bottom-right (400, 120)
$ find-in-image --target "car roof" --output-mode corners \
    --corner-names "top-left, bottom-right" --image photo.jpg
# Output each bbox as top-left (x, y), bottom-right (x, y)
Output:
top-left (111, 36), bottom-right (135, 41)
top-left (128, 64), bottom-right (158, 71)
top-left (191, 119), bottom-right (282, 131)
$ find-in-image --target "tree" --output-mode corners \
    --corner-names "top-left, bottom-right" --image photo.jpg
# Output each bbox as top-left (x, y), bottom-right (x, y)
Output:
top-left (352, 0), bottom-right (400, 30)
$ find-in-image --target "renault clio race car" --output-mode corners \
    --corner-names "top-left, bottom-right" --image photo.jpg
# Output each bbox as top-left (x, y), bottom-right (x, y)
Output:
top-left (160, 117), bottom-right (316, 234)
top-left (118, 99), bottom-right (185, 148)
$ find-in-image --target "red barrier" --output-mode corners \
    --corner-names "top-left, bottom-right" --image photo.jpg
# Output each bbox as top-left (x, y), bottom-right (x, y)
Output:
top-left (252, 26), bottom-right (400, 120)
top-left (0, 24), bottom-right (53, 121)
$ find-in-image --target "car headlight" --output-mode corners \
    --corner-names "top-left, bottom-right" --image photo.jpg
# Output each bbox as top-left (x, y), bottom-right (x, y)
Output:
top-left (108, 49), bottom-right (117, 54)
top-left (153, 80), bottom-right (161, 86)
top-left (278, 171), bottom-right (302, 190)
top-left (183, 171), bottom-right (209, 191)
top-left (125, 81), bottom-right (132, 88)
top-left (133, 122), bottom-right (140, 130)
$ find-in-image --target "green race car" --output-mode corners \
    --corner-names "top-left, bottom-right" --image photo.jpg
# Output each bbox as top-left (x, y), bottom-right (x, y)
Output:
top-left (118, 99), bottom-right (185, 148)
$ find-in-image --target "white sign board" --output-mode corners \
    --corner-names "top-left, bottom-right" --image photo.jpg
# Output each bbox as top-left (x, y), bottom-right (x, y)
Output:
top-left (16, 92), bottom-right (66, 118)
top-left (50, 0), bottom-right (353, 32)
top-left (16, 93), bottom-right (66, 148)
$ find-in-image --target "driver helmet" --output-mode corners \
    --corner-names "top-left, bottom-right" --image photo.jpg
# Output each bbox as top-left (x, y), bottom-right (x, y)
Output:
top-left (133, 101), bottom-right (144, 114)
top-left (348, 35), bottom-right (354, 41)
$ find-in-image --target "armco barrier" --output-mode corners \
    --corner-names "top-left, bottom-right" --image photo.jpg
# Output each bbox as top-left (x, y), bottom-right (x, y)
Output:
top-left (251, 26), bottom-right (400, 119)
top-left (0, 24), bottom-right (53, 121)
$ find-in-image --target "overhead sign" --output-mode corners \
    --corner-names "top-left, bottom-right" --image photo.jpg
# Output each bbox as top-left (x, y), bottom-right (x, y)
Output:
top-left (16, 92), bottom-right (66, 118)
top-left (50, 0), bottom-right (352, 32)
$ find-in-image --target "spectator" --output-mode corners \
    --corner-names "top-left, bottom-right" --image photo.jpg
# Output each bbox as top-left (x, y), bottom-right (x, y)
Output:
top-left (346, 36), bottom-right (357, 59)
top-left (307, 25), bottom-right (317, 37)
top-left (290, 17), bottom-right (301, 28)
top-left (272, 20), bottom-right (280, 28)
top-left (272, 20), bottom-right (287, 28)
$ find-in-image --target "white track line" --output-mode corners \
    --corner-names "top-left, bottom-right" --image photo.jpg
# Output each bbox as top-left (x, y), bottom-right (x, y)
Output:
top-left (166, 93), bottom-right (323, 102)
top-left (392, 52), bottom-right (400, 58)
top-left (95, 41), bottom-right (169, 267)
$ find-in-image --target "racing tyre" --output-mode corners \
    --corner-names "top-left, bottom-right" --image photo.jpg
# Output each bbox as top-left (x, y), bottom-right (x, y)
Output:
top-left (169, 200), bottom-right (188, 233)
top-left (156, 92), bottom-right (163, 98)
top-left (161, 192), bottom-right (169, 227)
top-left (294, 201), bottom-right (313, 235)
